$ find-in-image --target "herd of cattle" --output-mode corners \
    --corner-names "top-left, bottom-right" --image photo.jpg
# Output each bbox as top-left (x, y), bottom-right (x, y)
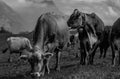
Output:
top-left (2, 9), bottom-right (120, 78)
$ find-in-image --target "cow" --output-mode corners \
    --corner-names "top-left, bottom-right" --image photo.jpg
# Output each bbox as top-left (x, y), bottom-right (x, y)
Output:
top-left (109, 17), bottom-right (120, 66)
top-left (20, 12), bottom-right (69, 78)
top-left (99, 26), bottom-right (111, 59)
top-left (67, 9), bottom-right (104, 65)
top-left (2, 37), bottom-right (33, 62)
top-left (67, 33), bottom-right (80, 58)
top-left (67, 33), bottom-right (79, 48)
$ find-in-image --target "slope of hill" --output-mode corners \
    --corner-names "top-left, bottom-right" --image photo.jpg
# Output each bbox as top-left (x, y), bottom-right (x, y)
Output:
top-left (0, 1), bottom-right (25, 33)
top-left (12, 0), bottom-right (65, 32)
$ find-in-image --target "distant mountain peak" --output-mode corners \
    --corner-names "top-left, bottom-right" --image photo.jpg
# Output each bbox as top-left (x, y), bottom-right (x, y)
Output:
top-left (0, 0), bottom-right (25, 34)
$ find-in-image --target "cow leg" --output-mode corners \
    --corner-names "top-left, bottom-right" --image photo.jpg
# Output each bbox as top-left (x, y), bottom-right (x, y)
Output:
top-left (103, 47), bottom-right (108, 58)
top-left (80, 42), bottom-right (84, 65)
top-left (82, 48), bottom-right (86, 65)
top-left (84, 41), bottom-right (89, 65)
top-left (89, 40), bottom-right (100, 65)
top-left (8, 51), bottom-right (13, 62)
top-left (118, 49), bottom-right (120, 65)
top-left (45, 58), bottom-right (50, 74)
top-left (80, 50), bottom-right (84, 65)
top-left (46, 64), bottom-right (49, 74)
top-left (99, 46), bottom-right (103, 59)
top-left (55, 48), bottom-right (61, 71)
top-left (80, 50), bottom-right (85, 65)
top-left (111, 42), bottom-right (116, 66)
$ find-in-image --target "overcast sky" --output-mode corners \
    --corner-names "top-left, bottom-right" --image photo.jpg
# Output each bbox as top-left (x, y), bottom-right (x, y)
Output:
top-left (2, 0), bottom-right (120, 32)
top-left (54, 0), bottom-right (120, 25)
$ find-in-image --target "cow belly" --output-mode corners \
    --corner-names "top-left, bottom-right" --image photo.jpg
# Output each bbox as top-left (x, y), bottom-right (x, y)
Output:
top-left (10, 42), bottom-right (25, 51)
top-left (10, 45), bottom-right (21, 51)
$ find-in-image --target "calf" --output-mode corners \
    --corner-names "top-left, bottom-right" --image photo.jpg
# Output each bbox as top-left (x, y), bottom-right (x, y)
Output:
top-left (2, 37), bottom-right (33, 62)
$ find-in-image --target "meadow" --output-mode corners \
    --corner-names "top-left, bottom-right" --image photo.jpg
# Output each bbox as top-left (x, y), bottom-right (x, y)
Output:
top-left (0, 32), bottom-right (120, 79)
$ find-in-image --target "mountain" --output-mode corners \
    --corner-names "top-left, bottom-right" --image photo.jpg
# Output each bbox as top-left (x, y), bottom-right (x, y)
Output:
top-left (12, 0), bottom-right (64, 32)
top-left (0, 1), bottom-right (25, 33)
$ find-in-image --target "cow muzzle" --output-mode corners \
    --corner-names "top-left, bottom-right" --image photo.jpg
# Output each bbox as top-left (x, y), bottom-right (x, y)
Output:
top-left (30, 72), bottom-right (41, 78)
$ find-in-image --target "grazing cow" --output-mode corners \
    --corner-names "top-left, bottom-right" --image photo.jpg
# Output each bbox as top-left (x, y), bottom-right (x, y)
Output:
top-left (2, 37), bottom-right (33, 62)
top-left (67, 9), bottom-right (104, 65)
top-left (99, 26), bottom-right (111, 59)
top-left (20, 12), bottom-right (69, 77)
top-left (109, 18), bottom-right (120, 66)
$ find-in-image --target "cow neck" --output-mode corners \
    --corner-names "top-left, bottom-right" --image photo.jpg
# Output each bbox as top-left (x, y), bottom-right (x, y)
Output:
top-left (33, 22), bottom-right (45, 52)
top-left (34, 31), bottom-right (44, 52)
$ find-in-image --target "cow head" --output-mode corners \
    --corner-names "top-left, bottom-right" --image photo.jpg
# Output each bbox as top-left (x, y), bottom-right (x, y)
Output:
top-left (20, 47), bottom-right (53, 78)
top-left (67, 9), bottom-right (85, 29)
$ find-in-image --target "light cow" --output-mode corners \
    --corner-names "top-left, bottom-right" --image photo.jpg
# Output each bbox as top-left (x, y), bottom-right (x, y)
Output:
top-left (2, 37), bottom-right (33, 62)
top-left (20, 12), bottom-right (69, 78)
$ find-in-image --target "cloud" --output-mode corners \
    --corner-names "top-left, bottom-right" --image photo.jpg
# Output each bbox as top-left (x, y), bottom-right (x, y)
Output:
top-left (73, 0), bottom-right (106, 3)
top-left (54, 0), bottom-right (120, 25)
top-left (26, 0), bottom-right (54, 5)
top-left (104, 0), bottom-right (120, 10)
top-left (3, 0), bottom-right (120, 31)
top-left (3, 0), bottom-right (33, 9)
top-left (107, 6), bottom-right (118, 16)
top-left (18, 0), bottom-right (26, 3)
top-left (60, 0), bottom-right (107, 4)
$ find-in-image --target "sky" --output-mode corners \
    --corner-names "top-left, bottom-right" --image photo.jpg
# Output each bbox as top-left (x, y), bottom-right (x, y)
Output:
top-left (54, 0), bottom-right (120, 25)
top-left (2, 0), bottom-right (120, 32)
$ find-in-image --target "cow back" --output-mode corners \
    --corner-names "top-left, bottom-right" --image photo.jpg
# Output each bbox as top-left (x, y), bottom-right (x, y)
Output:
top-left (111, 18), bottom-right (120, 38)
top-left (86, 13), bottom-right (104, 34)
top-left (7, 37), bottom-right (28, 51)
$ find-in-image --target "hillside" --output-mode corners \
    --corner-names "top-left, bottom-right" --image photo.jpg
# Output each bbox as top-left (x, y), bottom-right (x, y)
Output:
top-left (0, 1), bottom-right (25, 33)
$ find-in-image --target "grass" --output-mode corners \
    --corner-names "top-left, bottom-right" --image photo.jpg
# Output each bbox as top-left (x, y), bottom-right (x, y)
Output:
top-left (0, 33), bottom-right (120, 79)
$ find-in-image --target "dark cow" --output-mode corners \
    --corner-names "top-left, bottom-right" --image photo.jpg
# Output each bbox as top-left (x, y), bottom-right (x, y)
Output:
top-left (67, 9), bottom-right (104, 65)
top-left (99, 26), bottom-right (111, 58)
top-left (2, 37), bottom-right (33, 62)
top-left (20, 12), bottom-right (69, 77)
top-left (109, 18), bottom-right (120, 66)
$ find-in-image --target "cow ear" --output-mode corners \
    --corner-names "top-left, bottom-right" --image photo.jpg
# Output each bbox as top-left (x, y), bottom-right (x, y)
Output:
top-left (73, 9), bottom-right (79, 15)
top-left (19, 53), bottom-right (32, 60)
top-left (42, 53), bottom-right (53, 59)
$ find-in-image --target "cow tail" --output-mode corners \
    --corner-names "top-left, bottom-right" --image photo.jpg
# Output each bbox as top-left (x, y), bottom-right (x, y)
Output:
top-left (2, 48), bottom-right (8, 53)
